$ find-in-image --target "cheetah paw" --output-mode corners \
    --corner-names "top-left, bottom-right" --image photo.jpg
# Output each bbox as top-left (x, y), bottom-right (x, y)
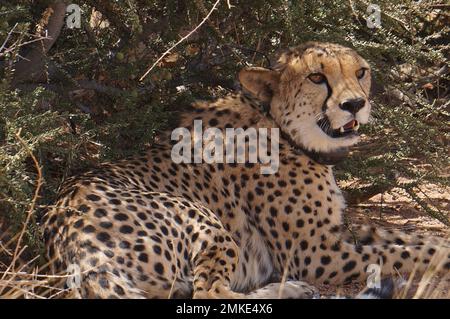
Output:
top-left (248, 281), bottom-right (318, 299)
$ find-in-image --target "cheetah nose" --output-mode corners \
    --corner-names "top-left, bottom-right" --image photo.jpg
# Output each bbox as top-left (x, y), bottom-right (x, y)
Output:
top-left (339, 98), bottom-right (365, 115)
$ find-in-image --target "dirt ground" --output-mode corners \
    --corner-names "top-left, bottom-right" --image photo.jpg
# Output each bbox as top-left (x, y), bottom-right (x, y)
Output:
top-left (318, 184), bottom-right (450, 298)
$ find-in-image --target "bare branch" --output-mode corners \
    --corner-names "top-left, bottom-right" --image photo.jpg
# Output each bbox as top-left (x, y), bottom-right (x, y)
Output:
top-left (0, 22), bottom-right (18, 53)
top-left (139, 0), bottom-right (222, 82)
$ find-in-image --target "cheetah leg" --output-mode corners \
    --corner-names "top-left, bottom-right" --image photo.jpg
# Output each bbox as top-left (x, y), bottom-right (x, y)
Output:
top-left (191, 246), bottom-right (244, 299)
top-left (79, 266), bottom-right (147, 299)
top-left (303, 236), bottom-right (450, 286)
top-left (342, 225), bottom-right (450, 247)
top-left (55, 245), bottom-right (148, 299)
top-left (191, 237), bottom-right (317, 299)
top-left (245, 281), bottom-right (318, 299)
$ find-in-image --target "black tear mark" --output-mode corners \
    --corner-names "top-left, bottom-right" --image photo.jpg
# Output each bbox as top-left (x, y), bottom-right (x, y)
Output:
top-left (322, 79), bottom-right (332, 112)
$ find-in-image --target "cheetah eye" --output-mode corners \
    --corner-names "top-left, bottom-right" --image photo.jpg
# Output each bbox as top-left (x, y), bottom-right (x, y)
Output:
top-left (356, 68), bottom-right (367, 79)
top-left (307, 73), bottom-right (326, 84)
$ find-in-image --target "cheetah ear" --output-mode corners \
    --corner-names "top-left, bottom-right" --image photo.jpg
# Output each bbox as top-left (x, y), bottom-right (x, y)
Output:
top-left (239, 67), bottom-right (280, 103)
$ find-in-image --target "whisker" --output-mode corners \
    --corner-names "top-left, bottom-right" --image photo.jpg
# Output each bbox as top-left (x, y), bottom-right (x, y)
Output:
top-left (314, 112), bottom-right (325, 121)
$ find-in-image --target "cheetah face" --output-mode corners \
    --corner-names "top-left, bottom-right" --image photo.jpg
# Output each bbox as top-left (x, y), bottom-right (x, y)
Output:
top-left (239, 42), bottom-right (371, 159)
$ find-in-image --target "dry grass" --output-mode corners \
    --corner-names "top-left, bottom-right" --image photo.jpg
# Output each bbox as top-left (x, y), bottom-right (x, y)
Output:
top-left (0, 130), bottom-right (75, 299)
top-left (0, 226), bottom-right (72, 299)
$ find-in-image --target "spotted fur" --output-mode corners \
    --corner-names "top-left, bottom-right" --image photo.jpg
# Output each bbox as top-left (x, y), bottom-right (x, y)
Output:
top-left (42, 42), bottom-right (449, 299)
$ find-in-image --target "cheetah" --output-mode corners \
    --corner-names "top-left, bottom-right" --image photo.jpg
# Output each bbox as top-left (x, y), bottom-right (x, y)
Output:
top-left (42, 42), bottom-right (450, 299)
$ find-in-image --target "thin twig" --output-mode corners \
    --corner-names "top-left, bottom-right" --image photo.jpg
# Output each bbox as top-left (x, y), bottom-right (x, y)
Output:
top-left (10, 129), bottom-right (43, 271)
top-left (139, 0), bottom-right (222, 82)
top-left (0, 35), bottom-right (53, 57)
top-left (0, 22), bottom-right (18, 53)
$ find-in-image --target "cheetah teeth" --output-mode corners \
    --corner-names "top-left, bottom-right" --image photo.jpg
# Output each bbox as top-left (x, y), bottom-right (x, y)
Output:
top-left (339, 120), bottom-right (359, 133)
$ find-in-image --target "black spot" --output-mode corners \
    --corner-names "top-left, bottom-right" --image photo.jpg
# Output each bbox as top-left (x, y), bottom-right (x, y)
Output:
top-left (138, 253), bottom-right (148, 263)
top-left (300, 240), bottom-right (308, 251)
top-left (284, 205), bottom-right (293, 214)
top-left (99, 221), bottom-right (113, 229)
top-left (315, 267), bottom-right (324, 278)
top-left (401, 251), bottom-right (410, 259)
top-left (154, 262), bottom-right (164, 275)
top-left (153, 245), bottom-right (162, 255)
top-left (269, 207), bottom-right (278, 217)
top-left (208, 118), bottom-right (219, 126)
top-left (342, 260), bottom-right (356, 272)
top-left (174, 215), bottom-right (183, 224)
top-left (134, 245), bottom-right (145, 252)
top-left (119, 225), bottom-right (133, 234)
top-left (150, 202), bottom-right (159, 209)
top-left (304, 256), bottom-right (311, 265)
top-left (360, 236), bottom-right (374, 245)
top-left (79, 205), bottom-right (90, 213)
top-left (114, 285), bottom-right (125, 296)
top-left (393, 262), bottom-right (402, 270)
top-left (321, 255), bottom-right (331, 265)
top-left (163, 201), bottom-right (174, 208)
top-left (74, 219), bottom-right (84, 229)
top-left (137, 212), bottom-right (147, 221)
top-left (330, 226), bottom-right (340, 233)
top-left (103, 250), bottom-right (114, 258)
top-left (226, 249), bottom-right (236, 258)
top-left (119, 241), bottom-right (131, 249)
top-left (269, 229), bottom-right (279, 239)
top-left (114, 213), bottom-right (129, 221)
top-left (285, 240), bottom-right (292, 249)
top-left (109, 199), bottom-right (121, 205)
top-left (96, 232), bottom-right (111, 242)
top-left (86, 194), bottom-right (101, 201)
top-left (331, 242), bottom-right (341, 251)
top-left (160, 226), bottom-right (169, 236)
top-left (302, 206), bottom-right (312, 214)
top-left (278, 181), bottom-right (287, 187)
top-left (82, 225), bottom-right (95, 233)
top-left (344, 272), bottom-right (360, 284)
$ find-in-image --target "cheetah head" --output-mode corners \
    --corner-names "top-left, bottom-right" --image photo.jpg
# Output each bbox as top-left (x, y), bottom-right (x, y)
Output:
top-left (239, 42), bottom-right (371, 163)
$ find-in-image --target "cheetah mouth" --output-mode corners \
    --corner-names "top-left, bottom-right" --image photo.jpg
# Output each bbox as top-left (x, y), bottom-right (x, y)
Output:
top-left (317, 118), bottom-right (360, 138)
